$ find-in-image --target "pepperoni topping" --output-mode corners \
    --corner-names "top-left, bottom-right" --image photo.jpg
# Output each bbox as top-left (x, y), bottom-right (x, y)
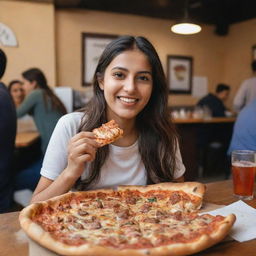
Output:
top-left (30, 187), bottom-right (229, 251)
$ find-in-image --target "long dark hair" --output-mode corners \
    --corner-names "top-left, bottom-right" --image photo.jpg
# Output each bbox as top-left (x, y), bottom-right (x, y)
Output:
top-left (22, 68), bottom-right (67, 114)
top-left (76, 35), bottom-right (178, 190)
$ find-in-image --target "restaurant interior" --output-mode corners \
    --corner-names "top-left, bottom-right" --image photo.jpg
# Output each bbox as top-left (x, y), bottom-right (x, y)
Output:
top-left (1, 1), bottom-right (256, 255)
top-left (1, 0), bottom-right (256, 204)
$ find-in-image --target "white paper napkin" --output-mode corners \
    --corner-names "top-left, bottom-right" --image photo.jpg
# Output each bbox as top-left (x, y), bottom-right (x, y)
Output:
top-left (203, 200), bottom-right (256, 242)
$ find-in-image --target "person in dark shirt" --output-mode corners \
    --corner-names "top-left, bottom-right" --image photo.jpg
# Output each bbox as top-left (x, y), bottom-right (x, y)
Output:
top-left (197, 83), bottom-right (230, 117)
top-left (196, 84), bottom-right (231, 178)
top-left (0, 49), bottom-right (17, 213)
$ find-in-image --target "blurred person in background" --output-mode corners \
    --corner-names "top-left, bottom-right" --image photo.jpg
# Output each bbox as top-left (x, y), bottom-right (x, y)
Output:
top-left (196, 84), bottom-right (232, 178)
top-left (8, 79), bottom-right (37, 133)
top-left (0, 49), bottom-right (17, 212)
top-left (228, 99), bottom-right (256, 154)
top-left (8, 80), bottom-right (25, 107)
top-left (197, 83), bottom-right (231, 117)
top-left (15, 68), bottom-right (67, 191)
top-left (233, 60), bottom-right (256, 112)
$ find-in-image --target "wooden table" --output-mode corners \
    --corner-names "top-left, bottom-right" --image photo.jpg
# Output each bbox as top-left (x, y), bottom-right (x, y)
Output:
top-left (0, 180), bottom-right (255, 256)
top-left (15, 131), bottom-right (40, 148)
top-left (173, 117), bottom-right (236, 124)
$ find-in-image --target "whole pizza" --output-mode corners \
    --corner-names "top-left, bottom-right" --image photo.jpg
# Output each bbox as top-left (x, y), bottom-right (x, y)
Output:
top-left (19, 182), bottom-right (235, 256)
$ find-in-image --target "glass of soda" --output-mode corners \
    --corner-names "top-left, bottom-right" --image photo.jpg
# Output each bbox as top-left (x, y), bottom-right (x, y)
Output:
top-left (232, 150), bottom-right (256, 200)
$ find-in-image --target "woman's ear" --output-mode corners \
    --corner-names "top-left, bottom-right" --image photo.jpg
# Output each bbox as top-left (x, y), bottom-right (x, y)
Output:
top-left (98, 80), bottom-right (104, 90)
top-left (32, 80), bottom-right (38, 89)
top-left (96, 72), bottom-right (104, 90)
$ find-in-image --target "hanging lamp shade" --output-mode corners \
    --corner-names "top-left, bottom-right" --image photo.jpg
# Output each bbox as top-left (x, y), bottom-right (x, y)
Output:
top-left (171, 0), bottom-right (201, 35)
top-left (171, 22), bottom-right (201, 35)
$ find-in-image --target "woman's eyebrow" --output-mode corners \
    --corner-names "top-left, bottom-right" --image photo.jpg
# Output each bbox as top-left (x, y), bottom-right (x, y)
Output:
top-left (111, 67), bottom-right (152, 75)
top-left (111, 66), bottom-right (127, 71)
top-left (137, 71), bottom-right (152, 75)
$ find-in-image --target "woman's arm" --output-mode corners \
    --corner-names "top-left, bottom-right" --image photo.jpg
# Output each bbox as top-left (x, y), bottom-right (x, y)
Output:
top-left (173, 175), bottom-right (184, 182)
top-left (31, 131), bottom-right (100, 203)
top-left (17, 90), bottom-right (39, 118)
top-left (31, 174), bottom-right (74, 203)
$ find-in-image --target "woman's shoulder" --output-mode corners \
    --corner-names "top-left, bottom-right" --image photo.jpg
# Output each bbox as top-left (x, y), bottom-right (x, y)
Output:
top-left (26, 89), bottom-right (44, 100)
top-left (31, 88), bottom-right (43, 95)
top-left (56, 111), bottom-right (84, 131)
top-left (59, 111), bottom-right (84, 123)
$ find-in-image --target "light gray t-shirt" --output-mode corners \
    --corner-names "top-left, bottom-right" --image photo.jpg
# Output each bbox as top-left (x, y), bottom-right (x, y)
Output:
top-left (233, 76), bottom-right (256, 112)
top-left (41, 112), bottom-right (185, 190)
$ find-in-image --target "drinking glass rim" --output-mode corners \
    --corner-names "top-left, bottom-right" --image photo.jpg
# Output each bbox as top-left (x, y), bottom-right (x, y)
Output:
top-left (232, 150), bottom-right (256, 155)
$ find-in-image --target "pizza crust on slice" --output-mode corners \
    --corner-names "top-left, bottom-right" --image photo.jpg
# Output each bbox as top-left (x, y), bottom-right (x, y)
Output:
top-left (92, 120), bottom-right (123, 147)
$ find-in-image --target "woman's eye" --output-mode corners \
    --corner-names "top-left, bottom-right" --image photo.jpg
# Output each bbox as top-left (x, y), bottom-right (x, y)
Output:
top-left (113, 72), bottom-right (124, 78)
top-left (138, 75), bottom-right (150, 81)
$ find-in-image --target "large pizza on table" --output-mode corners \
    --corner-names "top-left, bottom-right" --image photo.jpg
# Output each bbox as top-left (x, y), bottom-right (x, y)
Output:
top-left (19, 182), bottom-right (236, 256)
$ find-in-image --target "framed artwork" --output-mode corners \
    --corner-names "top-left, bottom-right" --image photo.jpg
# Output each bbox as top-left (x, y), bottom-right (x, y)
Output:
top-left (252, 45), bottom-right (256, 60)
top-left (82, 33), bottom-right (118, 86)
top-left (167, 55), bottom-right (193, 94)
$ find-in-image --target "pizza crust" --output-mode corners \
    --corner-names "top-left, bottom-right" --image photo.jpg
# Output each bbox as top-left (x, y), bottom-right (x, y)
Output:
top-left (118, 182), bottom-right (205, 198)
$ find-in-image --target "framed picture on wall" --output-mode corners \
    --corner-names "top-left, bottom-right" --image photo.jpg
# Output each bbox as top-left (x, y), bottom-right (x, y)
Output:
top-left (252, 45), bottom-right (256, 60)
top-left (82, 33), bottom-right (118, 86)
top-left (167, 55), bottom-right (193, 94)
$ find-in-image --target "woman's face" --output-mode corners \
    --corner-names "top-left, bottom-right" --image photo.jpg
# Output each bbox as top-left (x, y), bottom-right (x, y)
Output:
top-left (10, 82), bottom-right (25, 106)
top-left (22, 78), bottom-right (37, 95)
top-left (99, 49), bottom-right (153, 122)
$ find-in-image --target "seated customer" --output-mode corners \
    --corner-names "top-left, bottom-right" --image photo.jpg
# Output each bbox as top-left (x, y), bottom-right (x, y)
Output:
top-left (197, 83), bottom-right (230, 117)
top-left (15, 68), bottom-right (67, 191)
top-left (0, 49), bottom-right (17, 212)
top-left (228, 99), bottom-right (256, 154)
top-left (196, 84), bottom-right (231, 177)
top-left (8, 79), bottom-right (37, 133)
top-left (8, 80), bottom-right (25, 107)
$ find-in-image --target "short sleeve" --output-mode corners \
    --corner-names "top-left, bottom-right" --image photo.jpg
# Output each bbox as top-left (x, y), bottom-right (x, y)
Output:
top-left (173, 143), bottom-right (186, 179)
top-left (40, 112), bottom-right (83, 180)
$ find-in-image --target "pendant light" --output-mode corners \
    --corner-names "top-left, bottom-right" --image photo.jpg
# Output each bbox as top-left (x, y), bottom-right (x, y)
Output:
top-left (171, 0), bottom-right (201, 35)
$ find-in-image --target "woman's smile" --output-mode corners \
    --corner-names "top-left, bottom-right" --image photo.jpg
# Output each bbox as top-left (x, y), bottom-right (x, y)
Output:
top-left (117, 96), bottom-right (139, 104)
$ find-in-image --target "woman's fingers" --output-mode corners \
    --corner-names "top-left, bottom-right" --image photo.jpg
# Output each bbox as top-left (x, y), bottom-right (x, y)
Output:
top-left (69, 142), bottom-right (96, 161)
top-left (70, 131), bottom-right (100, 148)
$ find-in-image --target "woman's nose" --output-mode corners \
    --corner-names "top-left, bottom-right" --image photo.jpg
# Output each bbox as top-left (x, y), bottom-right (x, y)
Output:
top-left (123, 77), bottom-right (136, 93)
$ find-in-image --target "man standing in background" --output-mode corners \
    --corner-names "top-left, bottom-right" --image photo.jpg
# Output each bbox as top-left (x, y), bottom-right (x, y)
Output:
top-left (0, 49), bottom-right (17, 212)
top-left (233, 60), bottom-right (256, 112)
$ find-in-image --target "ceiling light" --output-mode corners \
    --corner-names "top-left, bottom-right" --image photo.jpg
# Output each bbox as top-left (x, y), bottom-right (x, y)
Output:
top-left (171, 23), bottom-right (201, 35)
top-left (171, 0), bottom-right (202, 35)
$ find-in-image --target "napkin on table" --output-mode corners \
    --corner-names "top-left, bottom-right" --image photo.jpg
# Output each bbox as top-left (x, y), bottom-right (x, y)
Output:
top-left (203, 200), bottom-right (256, 242)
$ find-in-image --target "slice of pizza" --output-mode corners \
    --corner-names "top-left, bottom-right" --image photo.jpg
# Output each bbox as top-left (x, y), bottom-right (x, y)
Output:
top-left (118, 182), bottom-right (206, 213)
top-left (92, 120), bottom-right (123, 147)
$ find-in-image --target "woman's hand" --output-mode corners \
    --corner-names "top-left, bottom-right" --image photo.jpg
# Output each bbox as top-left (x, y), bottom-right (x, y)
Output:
top-left (64, 131), bottom-right (100, 179)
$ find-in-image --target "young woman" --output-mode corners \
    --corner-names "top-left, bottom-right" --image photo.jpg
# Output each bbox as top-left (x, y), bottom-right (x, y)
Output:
top-left (15, 68), bottom-right (67, 191)
top-left (8, 80), bottom-right (25, 107)
top-left (17, 68), bottom-right (67, 154)
top-left (31, 36), bottom-right (185, 203)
